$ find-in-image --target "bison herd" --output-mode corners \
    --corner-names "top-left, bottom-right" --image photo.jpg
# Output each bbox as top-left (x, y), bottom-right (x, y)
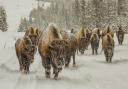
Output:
top-left (15, 24), bottom-right (125, 80)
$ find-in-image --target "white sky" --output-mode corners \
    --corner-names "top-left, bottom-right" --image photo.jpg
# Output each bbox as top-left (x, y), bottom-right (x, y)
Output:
top-left (0, 0), bottom-right (37, 32)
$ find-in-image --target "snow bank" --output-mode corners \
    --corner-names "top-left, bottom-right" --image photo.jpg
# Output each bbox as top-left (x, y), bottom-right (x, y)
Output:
top-left (0, 32), bottom-right (24, 49)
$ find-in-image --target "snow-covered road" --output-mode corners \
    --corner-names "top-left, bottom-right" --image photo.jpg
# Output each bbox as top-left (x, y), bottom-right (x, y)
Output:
top-left (0, 33), bottom-right (128, 89)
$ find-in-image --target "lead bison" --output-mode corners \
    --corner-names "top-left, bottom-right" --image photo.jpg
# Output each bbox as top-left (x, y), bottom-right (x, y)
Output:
top-left (15, 36), bottom-right (36, 74)
top-left (38, 24), bottom-right (68, 80)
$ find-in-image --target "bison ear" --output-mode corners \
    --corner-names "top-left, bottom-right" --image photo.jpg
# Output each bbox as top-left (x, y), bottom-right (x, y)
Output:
top-left (30, 27), bottom-right (34, 34)
top-left (25, 29), bottom-right (29, 36)
top-left (36, 28), bottom-right (39, 35)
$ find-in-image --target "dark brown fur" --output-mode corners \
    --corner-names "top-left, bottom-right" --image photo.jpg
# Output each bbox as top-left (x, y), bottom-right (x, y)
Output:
top-left (60, 30), bottom-right (78, 67)
top-left (38, 24), bottom-right (66, 80)
top-left (90, 33), bottom-right (99, 55)
top-left (102, 33), bottom-right (115, 63)
top-left (116, 26), bottom-right (125, 45)
top-left (75, 27), bottom-right (87, 54)
top-left (15, 36), bottom-right (36, 74)
top-left (25, 27), bottom-right (40, 46)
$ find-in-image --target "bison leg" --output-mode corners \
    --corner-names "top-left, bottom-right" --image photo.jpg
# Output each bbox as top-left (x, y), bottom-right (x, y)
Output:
top-left (52, 63), bottom-right (59, 80)
top-left (95, 48), bottom-right (98, 55)
top-left (18, 56), bottom-right (24, 72)
top-left (19, 59), bottom-right (23, 72)
top-left (110, 52), bottom-right (113, 63)
top-left (53, 68), bottom-right (59, 80)
top-left (72, 52), bottom-right (76, 67)
top-left (65, 57), bottom-right (71, 67)
top-left (106, 57), bottom-right (109, 63)
top-left (52, 61), bottom-right (60, 80)
top-left (104, 50), bottom-right (108, 63)
top-left (45, 57), bottom-right (51, 78)
top-left (30, 55), bottom-right (34, 63)
top-left (45, 66), bottom-right (51, 78)
top-left (92, 48), bottom-right (94, 55)
top-left (109, 58), bottom-right (112, 63)
top-left (80, 50), bottom-right (84, 54)
top-left (121, 39), bottom-right (123, 45)
top-left (23, 58), bottom-right (30, 74)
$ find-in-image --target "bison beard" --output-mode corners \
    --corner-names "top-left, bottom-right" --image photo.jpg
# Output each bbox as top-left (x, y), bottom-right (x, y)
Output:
top-left (79, 37), bottom-right (87, 54)
top-left (49, 40), bottom-right (67, 79)
top-left (19, 46), bottom-right (36, 74)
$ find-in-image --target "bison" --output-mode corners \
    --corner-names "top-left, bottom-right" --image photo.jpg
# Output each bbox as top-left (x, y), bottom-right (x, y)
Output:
top-left (75, 27), bottom-right (87, 54)
top-left (38, 24), bottom-right (68, 80)
top-left (24, 27), bottom-right (42, 63)
top-left (116, 26), bottom-right (125, 45)
top-left (60, 30), bottom-right (78, 67)
top-left (102, 33), bottom-right (115, 63)
top-left (15, 36), bottom-right (36, 74)
top-left (92, 28), bottom-right (101, 39)
top-left (90, 33), bottom-right (100, 55)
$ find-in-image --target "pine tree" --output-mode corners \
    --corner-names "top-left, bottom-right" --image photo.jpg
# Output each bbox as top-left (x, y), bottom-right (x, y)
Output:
top-left (79, 0), bottom-right (86, 26)
top-left (118, 0), bottom-right (127, 16)
top-left (18, 18), bottom-right (29, 32)
top-left (72, 0), bottom-right (80, 26)
top-left (0, 6), bottom-right (8, 32)
top-left (92, 0), bottom-right (103, 28)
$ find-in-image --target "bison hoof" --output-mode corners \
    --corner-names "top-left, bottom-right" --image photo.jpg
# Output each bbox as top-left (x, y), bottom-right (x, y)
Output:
top-left (65, 64), bottom-right (69, 68)
top-left (58, 68), bottom-right (62, 72)
top-left (46, 75), bottom-right (50, 78)
top-left (24, 70), bottom-right (29, 74)
top-left (54, 76), bottom-right (58, 80)
top-left (46, 72), bottom-right (50, 78)
top-left (73, 64), bottom-right (76, 67)
top-left (19, 68), bottom-right (23, 72)
top-left (30, 60), bottom-right (34, 63)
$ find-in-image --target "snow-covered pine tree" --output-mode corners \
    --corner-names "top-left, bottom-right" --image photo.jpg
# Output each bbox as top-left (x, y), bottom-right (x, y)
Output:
top-left (72, 0), bottom-right (80, 26)
top-left (117, 0), bottom-right (127, 16)
top-left (18, 18), bottom-right (29, 32)
top-left (79, 0), bottom-right (86, 27)
top-left (0, 6), bottom-right (8, 32)
top-left (92, 0), bottom-right (104, 28)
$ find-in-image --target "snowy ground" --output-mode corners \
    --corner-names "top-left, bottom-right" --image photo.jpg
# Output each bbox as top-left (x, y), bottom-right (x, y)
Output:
top-left (0, 32), bottom-right (128, 89)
